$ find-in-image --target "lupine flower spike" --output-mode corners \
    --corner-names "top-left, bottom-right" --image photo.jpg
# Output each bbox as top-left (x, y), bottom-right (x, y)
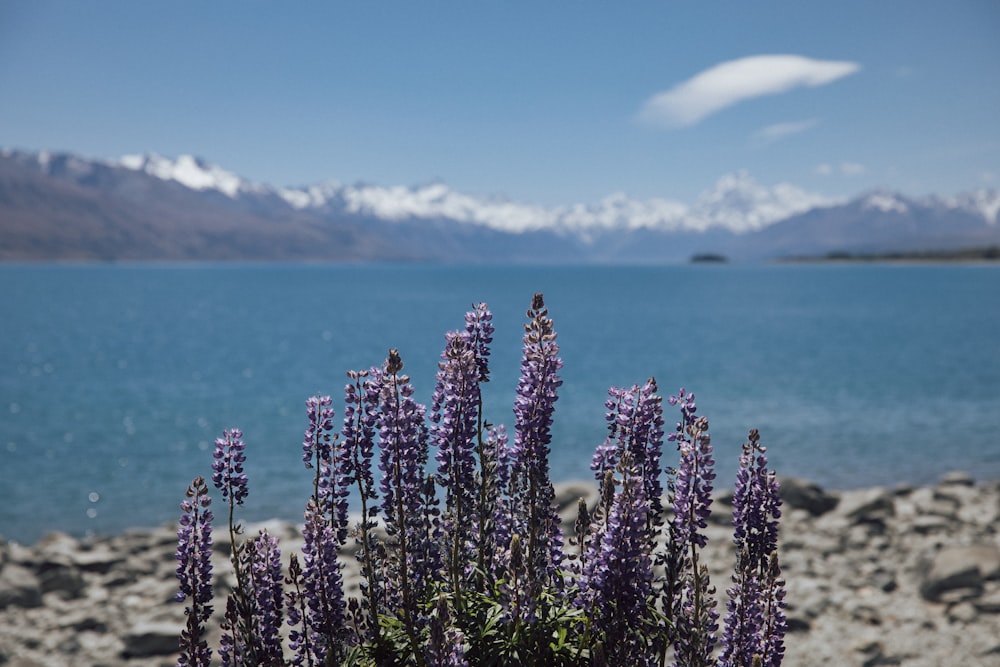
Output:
top-left (720, 429), bottom-right (786, 667)
top-left (667, 389), bottom-right (720, 666)
top-left (342, 368), bottom-right (382, 640)
top-left (210, 428), bottom-right (255, 667)
top-left (506, 293), bottom-right (565, 624)
top-left (175, 476), bottom-right (214, 667)
top-left (376, 348), bottom-right (436, 656)
top-left (431, 331), bottom-right (482, 601)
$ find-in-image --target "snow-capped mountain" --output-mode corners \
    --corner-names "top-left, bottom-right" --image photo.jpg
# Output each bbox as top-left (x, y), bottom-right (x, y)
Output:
top-left (1, 148), bottom-right (998, 262)
top-left (88, 151), bottom-right (839, 236)
top-left (116, 153), bottom-right (269, 198)
top-left (932, 190), bottom-right (1000, 225)
top-left (270, 167), bottom-right (839, 236)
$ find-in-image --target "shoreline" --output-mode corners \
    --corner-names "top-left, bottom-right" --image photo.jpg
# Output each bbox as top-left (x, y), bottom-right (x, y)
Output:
top-left (2, 473), bottom-right (1000, 666)
top-left (7, 470), bottom-right (1000, 548)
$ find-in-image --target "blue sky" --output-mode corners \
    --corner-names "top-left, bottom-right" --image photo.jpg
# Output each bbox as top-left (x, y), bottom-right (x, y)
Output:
top-left (1, 1), bottom-right (998, 206)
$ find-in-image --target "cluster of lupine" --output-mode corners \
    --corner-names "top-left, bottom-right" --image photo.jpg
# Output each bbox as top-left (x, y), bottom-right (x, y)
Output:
top-left (175, 296), bottom-right (786, 667)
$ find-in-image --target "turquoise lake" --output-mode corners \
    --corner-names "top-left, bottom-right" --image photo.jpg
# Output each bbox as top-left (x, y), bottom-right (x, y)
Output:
top-left (2, 263), bottom-right (999, 543)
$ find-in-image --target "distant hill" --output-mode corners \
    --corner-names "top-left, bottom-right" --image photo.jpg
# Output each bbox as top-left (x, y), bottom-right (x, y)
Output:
top-left (1, 149), bottom-right (998, 263)
top-left (780, 246), bottom-right (1000, 263)
top-left (725, 191), bottom-right (1000, 260)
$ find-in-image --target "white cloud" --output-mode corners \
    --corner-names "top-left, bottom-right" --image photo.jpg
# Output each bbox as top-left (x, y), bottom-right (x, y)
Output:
top-left (637, 55), bottom-right (861, 128)
top-left (814, 162), bottom-right (866, 177)
top-left (753, 118), bottom-right (820, 144)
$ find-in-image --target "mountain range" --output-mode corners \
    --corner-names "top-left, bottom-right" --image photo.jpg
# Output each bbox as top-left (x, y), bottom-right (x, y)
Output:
top-left (1, 148), bottom-right (998, 263)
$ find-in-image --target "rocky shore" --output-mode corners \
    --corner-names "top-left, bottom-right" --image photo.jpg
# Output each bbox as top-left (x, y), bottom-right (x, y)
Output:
top-left (2, 472), bottom-right (999, 666)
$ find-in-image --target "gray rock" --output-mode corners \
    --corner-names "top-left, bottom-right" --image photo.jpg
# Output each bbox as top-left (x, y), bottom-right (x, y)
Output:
top-left (953, 544), bottom-right (1000, 579)
top-left (779, 477), bottom-right (839, 516)
top-left (122, 622), bottom-right (182, 658)
top-left (947, 601), bottom-right (979, 624)
top-left (36, 562), bottom-right (85, 598)
top-left (910, 514), bottom-right (953, 534)
top-left (854, 640), bottom-right (899, 667)
top-left (33, 531), bottom-right (79, 558)
top-left (939, 470), bottom-right (975, 487)
top-left (870, 571), bottom-right (898, 593)
top-left (4, 541), bottom-right (36, 567)
top-left (839, 488), bottom-right (895, 525)
top-left (0, 563), bottom-right (42, 608)
top-left (71, 544), bottom-right (125, 574)
top-left (55, 634), bottom-right (80, 654)
top-left (28, 533), bottom-right (88, 599)
top-left (785, 615), bottom-right (811, 633)
top-left (71, 615), bottom-right (109, 633)
top-left (926, 491), bottom-right (962, 515)
top-left (919, 544), bottom-right (1000, 601)
top-left (974, 588), bottom-right (1000, 614)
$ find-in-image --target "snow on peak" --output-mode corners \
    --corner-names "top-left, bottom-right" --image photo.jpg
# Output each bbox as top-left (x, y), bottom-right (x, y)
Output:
top-left (689, 170), bottom-right (839, 232)
top-left (117, 153), bottom-right (248, 198)
top-left (942, 189), bottom-right (1000, 225)
top-left (339, 182), bottom-right (555, 232)
top-left (278, 181), bottom-right (343, 209)
top-left (323, 172), bottom-right (835, 235)
top-left (862, 192), bottom-right (909, 214)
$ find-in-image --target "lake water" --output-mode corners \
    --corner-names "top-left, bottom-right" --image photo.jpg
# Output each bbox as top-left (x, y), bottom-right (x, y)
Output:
top-left (2, 263), bottom-right (999, 543)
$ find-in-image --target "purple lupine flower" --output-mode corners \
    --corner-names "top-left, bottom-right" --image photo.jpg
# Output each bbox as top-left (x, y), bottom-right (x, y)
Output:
top-left (458, 303), bottom-right (502, 587)
top-left (376, 350), bottom-right (429, 540)
top-left (431, 331), bottom-right (481, 594)
top-left (672, 562), bottom-right (720, 667)
top-left (763, 552), bottom-right (788, 667)
top-left (212, 428), bottom-right (249, 506)
top-left (463, 301), bottom-right (494, 384)
top-left (218, 604), bottom-right (237, 667)
top-left (426, 593), bottom-right (470, 667)
top-left (668, 390), bottom-right (714, 550)
top-left (284, 554), bottom-right (312, 667)
top-left (720, 429), bottom-right (786, 667)
top-left (375, 349), bottom-right (436, 624)
top-left (220, 531), bottom-right (284, 667)
top-left (581, 470), bottom-right (657, 665)
top-left (666, 389), bottom-right (719, 666)
top-left (175, 476), bottom-right (214, 667)
top-left (302, 395), bottom-right (335, 514)
top-left (303, 394), bottom-right (335, 469)
top-left (343, 369), bottom-right (380, 525)
top-left (579, 380), bottom-right (665, 661)
top-left (633, 378), bottom-right (666, 528)
top-left (210, 428), bottom-right (252, 666)
top-left (506, 293), bottom-right (565, 619)
top-left (293, 504), bottom-right (348, 666)
top-left (592, 385), bottom-right (628, 479)
top-left (247, 531), bottom-right (284, 666)
top-left (343, 368), bottom-right (383, 639)
top-left (592, 379), bottom-right (663, 515)
top-left (481, 424), bottom-right (512, 585)
top-left (303, 394), bottom-right (353, 546)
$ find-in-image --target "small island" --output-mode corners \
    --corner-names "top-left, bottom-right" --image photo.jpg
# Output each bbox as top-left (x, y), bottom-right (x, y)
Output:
top-left (689, 252), bottom-right (730, 263)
